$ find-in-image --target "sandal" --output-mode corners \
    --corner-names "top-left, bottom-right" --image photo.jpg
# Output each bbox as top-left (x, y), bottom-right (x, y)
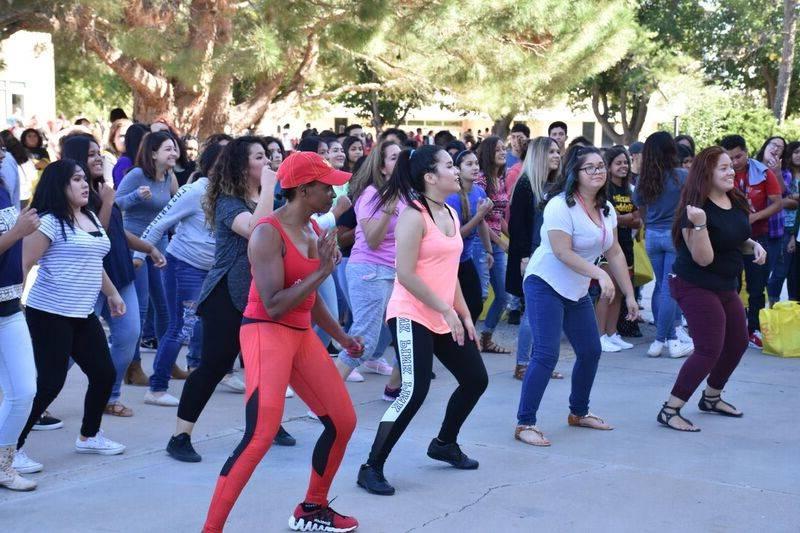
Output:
top-left (657, 403), bottom-right (700, 432)
top-left (515, 425), bottom-right (551, 447)
top-left (480, 332), bottom-right (511, 354)
top-left (550, 371), bottom-right (564, 380)
top-left (698, 391), bottom-right (743, 418)
top-left (567, 412), bottom-right (614, 430)
top-left (104, 402), bottom-right (134, 417)
top-left (513, 364), bottom-right (527, 380)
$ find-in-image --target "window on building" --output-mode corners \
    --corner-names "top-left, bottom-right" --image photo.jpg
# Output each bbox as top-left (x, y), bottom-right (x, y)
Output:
top-left (582, 122), bottom-right (595, 145)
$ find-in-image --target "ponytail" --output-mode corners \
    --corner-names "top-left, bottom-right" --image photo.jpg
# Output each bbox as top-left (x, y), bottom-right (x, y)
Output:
top-left (373, 145), bottom-right (444, 220)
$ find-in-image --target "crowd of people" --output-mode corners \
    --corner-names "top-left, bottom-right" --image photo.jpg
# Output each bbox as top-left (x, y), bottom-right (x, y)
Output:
top-left (0, 107), bottom-right (798, 531)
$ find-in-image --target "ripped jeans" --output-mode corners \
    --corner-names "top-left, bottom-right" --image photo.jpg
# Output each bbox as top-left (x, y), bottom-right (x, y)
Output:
top-left (149, 253), bottom-right (208, 392)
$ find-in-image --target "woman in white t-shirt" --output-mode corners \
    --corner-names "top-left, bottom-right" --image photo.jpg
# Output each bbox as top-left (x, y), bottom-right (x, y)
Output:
top-left (514, 147), bottom-right (639, 447)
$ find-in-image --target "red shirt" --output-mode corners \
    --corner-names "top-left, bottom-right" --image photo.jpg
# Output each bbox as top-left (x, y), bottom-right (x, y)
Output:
top-left (734, 165), bottom-right (781, 238)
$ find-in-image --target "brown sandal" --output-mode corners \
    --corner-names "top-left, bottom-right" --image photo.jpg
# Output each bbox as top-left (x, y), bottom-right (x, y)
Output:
top-left (550, 371), bottom-right (564, 380)
top-left (480, 332), bottom-right (511, 354)
top-left (567, 412), bottom-right (613, 430)
top-left (104, 402), bottom-right (134, 417)
top-left (515, 425), bottom-right (551, 446)
top-left (513, 364), bottom-right (527, 380)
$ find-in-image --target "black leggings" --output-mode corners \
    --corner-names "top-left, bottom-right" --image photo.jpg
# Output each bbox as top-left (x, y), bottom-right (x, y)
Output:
top-left (367, 317), bottom-right (488, 468)
top-left (177, 279), bottom-right (243, 423)
top-left (19, 307), bottom-right (115, 448)
top-left (458, 259), bottom-right (483, 323)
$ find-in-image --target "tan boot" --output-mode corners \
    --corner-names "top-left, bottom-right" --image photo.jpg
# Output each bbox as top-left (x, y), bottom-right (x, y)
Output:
top-left (171, 364), bottom-right (189, 380)
top-left (124, 360), bottom-right (149, 386)
top-left (0, 446), bottom-right (36, 491)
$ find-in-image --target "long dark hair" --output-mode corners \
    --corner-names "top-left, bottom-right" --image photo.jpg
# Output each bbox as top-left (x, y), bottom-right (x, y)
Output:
top-left (188, 141), bottom-right (226, 183)
top-left (786, 141), bottom-right (800, 175)
top-left (29, 159), bottom-right (98, 239)
top-left (61, 134), bottom-right (104, 212)
top-left (476, 135), bottom-right (505, 196)
top-left (454, 149), bottom-right (476, 224)
top-left (672, 146), bottom-right (749, 248)
top-left (544, 146), bottom-right (610, 215)
top-left (755, 136), bottom-right (787, 165)
top-left (342, 135), bottom-right (363, 171)
top-left (637, 131), bottom-right (679, 204)
top-left (0, 131), bottom-right (29, 165)
top-left (123, 123), bottom-right (148, 160)
top-left (134, 131), bottom-right (176, 180)
top-left (204, 135), bottom-right (266, 227)
top-left (374, 145), bottom-right (447, 220)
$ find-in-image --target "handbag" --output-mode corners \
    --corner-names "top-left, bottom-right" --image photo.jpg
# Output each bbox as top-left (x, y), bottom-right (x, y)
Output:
top-left (632, 237), bottom-right (654, 287)
top-left (759, 301), bottom-right (800, 357)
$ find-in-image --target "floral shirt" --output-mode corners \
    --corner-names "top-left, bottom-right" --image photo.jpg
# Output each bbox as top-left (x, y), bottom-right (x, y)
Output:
top-left (475, 173), bottom-right (509, 234)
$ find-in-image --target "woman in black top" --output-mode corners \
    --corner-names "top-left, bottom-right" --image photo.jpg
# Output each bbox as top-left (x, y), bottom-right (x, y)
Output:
top-left (596, 146), bottom-right (642, 348)
top-left (657, 147), bottom-right (766, 432)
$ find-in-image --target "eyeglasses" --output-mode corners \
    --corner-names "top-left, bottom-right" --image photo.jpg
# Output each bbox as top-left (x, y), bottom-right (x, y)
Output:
top-left (580, 165), bottom-right (607, 175)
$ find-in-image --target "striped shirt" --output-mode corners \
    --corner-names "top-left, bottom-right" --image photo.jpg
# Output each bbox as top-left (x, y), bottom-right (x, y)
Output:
top-left (26, 213), bottom-right (111, 318)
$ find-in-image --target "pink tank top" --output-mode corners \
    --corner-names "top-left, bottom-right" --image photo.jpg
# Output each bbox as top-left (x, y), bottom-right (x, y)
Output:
top-left (386, 202), bottom-right (463, 334)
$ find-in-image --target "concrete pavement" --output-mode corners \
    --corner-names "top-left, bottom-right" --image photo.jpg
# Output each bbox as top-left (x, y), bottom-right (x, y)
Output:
top-left (0, 322), bottom-right (798, 533)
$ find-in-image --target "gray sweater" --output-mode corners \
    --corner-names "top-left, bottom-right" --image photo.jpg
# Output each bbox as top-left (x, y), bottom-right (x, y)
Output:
top-left (134, 178), bottom-right (215, 271)
top-left (116, 167), bottom-right (173, 238)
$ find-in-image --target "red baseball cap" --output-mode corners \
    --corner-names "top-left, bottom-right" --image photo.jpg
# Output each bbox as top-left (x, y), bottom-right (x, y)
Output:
top-left (277, 151), bottom-right (351, 189)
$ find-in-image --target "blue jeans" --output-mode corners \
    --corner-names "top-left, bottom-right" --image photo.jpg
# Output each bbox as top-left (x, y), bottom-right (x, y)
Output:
top-left (94, 282), bottom-right (140, 403)
top-left (767, 234), bottom-right (791, 301)
top-left (338, 262), bottom-right (394, 369)
top-left (149, 254), bottom-right (208, 392)
top-left (743, 235), bottom-right (780, 332)
top-left (313, 274), bottom-right (339, 348)
top-left (133, 254), bottom-right (169, 361)
top-left (645, 229), bottom-right (678, 342)
top-left (472, 241), bottom-right (508, 332)
top-left (516, 307), bottom-right (532, 365)
top-left (517, 275), bottom-right (601, 425)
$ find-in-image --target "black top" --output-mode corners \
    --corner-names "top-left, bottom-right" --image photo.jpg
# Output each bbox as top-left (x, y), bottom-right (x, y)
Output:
top-left (673, 199), bottom-right (751, 292)
top-left (608, 180), bottom-right (635, 246)
top-left (336, 206), bottom-right (357, 258)
top-left (174, 162), bottom-right (197, 187)
top-left (506, 176), bottom-right (543, 298)
top-left (103, 204), bottom-right (137, 289)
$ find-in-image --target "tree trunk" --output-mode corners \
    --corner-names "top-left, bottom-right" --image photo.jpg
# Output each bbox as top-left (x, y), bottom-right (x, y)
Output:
top-left (590, 86), bottom-right (624, 145)
top-left (774, 0), bottom-right (798, 123)
top-left (492, 112), bottom-right (516, 138)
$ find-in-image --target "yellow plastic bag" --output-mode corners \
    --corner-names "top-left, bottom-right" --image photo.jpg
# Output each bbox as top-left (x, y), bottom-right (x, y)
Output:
top-left (632, 239), bottom-right (654, 287)
top-left (760, 301), bottom-right (800, 357)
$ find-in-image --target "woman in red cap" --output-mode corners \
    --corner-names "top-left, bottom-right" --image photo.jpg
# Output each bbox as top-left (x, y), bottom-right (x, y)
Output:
top-left (203, 151), bottom-right (363, 533)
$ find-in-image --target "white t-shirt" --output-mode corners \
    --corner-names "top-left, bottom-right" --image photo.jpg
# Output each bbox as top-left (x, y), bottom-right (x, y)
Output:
top-left (26, 212), bottom-right (111, 317)
top-left (524, 192), bottom-right (617, 301)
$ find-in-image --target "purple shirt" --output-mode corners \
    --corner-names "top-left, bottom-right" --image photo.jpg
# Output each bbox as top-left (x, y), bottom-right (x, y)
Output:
top-left (112, 156), bottom-right (134, 189)
top-left (349, 185), bottom-right (406, 268)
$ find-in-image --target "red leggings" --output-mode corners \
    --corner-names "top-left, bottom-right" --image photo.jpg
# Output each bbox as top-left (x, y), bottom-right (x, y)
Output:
top-left (203, 322), bottom-right (356, 532)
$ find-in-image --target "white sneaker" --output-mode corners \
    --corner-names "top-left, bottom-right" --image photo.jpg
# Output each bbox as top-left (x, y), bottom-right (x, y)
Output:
top-left (144, 390), bottom-right (180, 406)
top-left (609, 333), bottom-right (634, 350)
top-left (12, 449), bottom-right (42, 474)
top-left (285, 386), bottom-right (295, 398)
top-left (675, 326), bottom-right (694, 346)
top-left (647, 340), bottom-right (664, 357)
top-left (220, 374), bottom-right (245, 394)
top-left (600, 335), bottom-right (621, 353)
top-left (362, 358), bottom-right (393, 376)
top-left (346, 369), bottom-right (365, 382)
top-left (667, 340), bottom-right (693, 359)
top-left (75, 430), bottom-right (125, 455)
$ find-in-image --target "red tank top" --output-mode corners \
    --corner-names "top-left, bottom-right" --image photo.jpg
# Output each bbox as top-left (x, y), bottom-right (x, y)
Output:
top-left (243, 216), bottom-right (321, 329)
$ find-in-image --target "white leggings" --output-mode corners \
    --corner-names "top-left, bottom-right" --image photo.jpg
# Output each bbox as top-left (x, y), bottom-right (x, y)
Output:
top-left (0, 312), bottom-right (36, 446)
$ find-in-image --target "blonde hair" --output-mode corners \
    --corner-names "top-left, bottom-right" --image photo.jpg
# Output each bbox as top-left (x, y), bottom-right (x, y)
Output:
top-left (517, 137), bottom-right (560, 202)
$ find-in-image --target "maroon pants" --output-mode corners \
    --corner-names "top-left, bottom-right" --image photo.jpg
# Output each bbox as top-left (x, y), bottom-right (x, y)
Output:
top-left (668, 276), bottom-right (749, 401)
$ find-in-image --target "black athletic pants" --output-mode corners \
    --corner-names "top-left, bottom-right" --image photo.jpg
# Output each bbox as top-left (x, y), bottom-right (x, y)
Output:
top-left (19, 307), bottom-right (115, 448)
top-left (458, 259), bottom-right (483, 323)
top-left (367, 317), bottom-right (488, 468)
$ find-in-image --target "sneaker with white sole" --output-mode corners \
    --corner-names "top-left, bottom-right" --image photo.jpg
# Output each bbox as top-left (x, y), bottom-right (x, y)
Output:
top-left (220, 373), bottom-right (245, 393)
top-left (667, 340), bottom-right (693, 359)
top-left (599, 335), bottom-right (621, 353)
top-left (75, 430), bottom-right (125, 455)
top-left (144, 390), bottom-right (180, 406)
top-left (32, 411), bottom-right (63, 431)
top-left (362, 358), bottom-right (393, 376)
top-left (285, 386), bottom-right (295, 398)
top-left (647, 340), bottom-right (664, 357)
top-left (609, 333), bottom-right (634, 350)
top-left (675, 326), bottom-right (694, 346)
top-left (346, 369), bottom-right (365, 382)
top-left (748, 330), bottom-right (763, 349)
top-left (12, 450), bottom-right (42, 474)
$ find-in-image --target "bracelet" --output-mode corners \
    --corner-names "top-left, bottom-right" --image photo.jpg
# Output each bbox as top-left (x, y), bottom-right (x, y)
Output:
top-left (692, 224), bottom-right (707, 231)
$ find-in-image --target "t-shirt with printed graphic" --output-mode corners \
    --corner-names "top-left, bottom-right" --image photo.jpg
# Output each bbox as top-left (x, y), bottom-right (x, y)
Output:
top-left (0, 187), bottom-right (22, 316)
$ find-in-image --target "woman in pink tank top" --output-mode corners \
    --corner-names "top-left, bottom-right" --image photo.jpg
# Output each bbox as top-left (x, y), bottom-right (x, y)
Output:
top-left (356, 145), bottom-right (489, 497)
